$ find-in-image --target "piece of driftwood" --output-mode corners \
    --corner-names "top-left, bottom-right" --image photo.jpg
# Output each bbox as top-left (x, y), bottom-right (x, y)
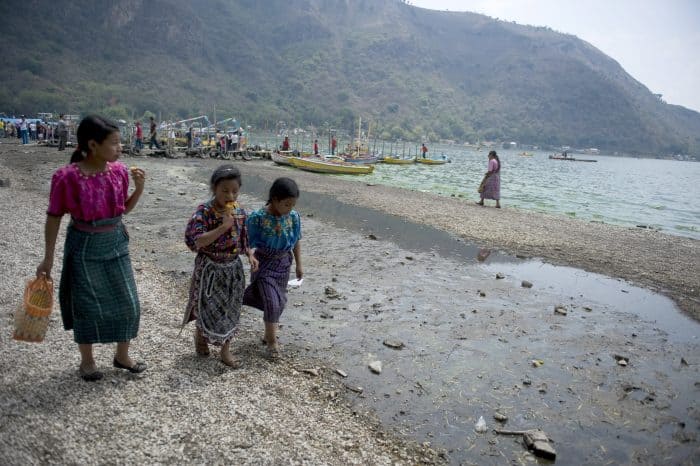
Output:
top-left (494, 429), bottom-right (556, 460)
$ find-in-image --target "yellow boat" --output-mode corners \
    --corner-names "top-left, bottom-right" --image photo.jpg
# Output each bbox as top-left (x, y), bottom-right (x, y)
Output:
top-left (289, 156), bottom-right (374, 175)
top-left (382, 156), bottom-right (415, 165)
top-left (415, 157), bottom-right (447, 165)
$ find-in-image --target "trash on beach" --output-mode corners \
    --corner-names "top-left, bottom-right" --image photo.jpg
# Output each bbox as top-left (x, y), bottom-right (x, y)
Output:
top-left (324, 286), bottom-right (343, 299)
top-left (383, 339), bottom-right (405, 349)
top-left (496, 272), bottom-right (505, 279)
top-left (614, 355), bottom-right (629, 366)
top-left (521, 280), bottom-right (533, 288)
top-left (554, 305), bottom-right (568, 315)
top-left (474, 416), bottom-right (488, 433)
top-left (494, 412), bottom-right (508, 423)
top-left (335, 368), bottom-right (348, 377)
top-left (495, 429), bottom-right (557, 460)
top-left (301, 367), bottom-right (320, 377)
top-left (287, 278), bottom-right (304, 288)
top-left (476, 248), bottom-right (491, 262)
top-left (368, 361), bottom-right (382, 374)
top-left (532, 359), bottom-right (544, 368)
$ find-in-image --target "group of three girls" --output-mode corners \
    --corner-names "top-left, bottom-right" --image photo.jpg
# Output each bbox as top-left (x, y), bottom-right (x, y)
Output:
top-left (37, 115), bottom-right (302, 380)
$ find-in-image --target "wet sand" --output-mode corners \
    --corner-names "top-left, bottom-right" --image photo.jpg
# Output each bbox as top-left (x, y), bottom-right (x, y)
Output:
top-left (1, 143), bottom-right (698, 464)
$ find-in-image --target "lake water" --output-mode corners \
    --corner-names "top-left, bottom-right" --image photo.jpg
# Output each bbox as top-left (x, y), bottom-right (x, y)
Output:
top-left (248, 136), bottom-right (700, 240)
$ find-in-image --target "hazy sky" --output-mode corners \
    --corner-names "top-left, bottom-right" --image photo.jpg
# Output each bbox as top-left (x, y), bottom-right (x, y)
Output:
top-left (410, 0), bottom-right (700, 112)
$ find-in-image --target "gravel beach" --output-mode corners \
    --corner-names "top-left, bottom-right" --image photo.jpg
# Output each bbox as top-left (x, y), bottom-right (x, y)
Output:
top-left (1, 142), bottom-right (698, 464)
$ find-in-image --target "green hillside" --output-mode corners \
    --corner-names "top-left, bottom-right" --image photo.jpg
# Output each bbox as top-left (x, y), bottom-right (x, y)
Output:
top-left (1, 0), bottom-right (698, 156)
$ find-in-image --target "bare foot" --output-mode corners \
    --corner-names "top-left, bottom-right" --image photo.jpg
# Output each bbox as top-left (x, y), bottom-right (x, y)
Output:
top-left (220, 349), bottom-right (240, 368)
top-left (266, 345), bottom-right (281, 361)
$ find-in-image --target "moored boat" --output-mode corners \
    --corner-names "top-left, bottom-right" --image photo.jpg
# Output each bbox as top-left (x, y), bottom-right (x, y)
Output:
top-left (381, 156), bottom-right (415, 165)
top-left (271, 151), bottom-right (295, 166)
top-left (342, 155), bottom-right (379, 164)
top-left (289, 156), bottom-right (374, 175)
top-left (415, 157), bottom-right (447, 165)
top-left (548, 154), bottom-right (597, 162)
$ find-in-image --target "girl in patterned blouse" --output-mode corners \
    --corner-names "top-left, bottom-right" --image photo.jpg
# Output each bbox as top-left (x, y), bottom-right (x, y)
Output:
top-left (184, 165), bottom-right (258, 367)
top-left (243, 177), bottom-right (302, 360)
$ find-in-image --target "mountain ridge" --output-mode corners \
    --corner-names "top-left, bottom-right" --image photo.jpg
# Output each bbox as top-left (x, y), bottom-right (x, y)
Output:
top-left (1, 0), bottom-right (698, 156)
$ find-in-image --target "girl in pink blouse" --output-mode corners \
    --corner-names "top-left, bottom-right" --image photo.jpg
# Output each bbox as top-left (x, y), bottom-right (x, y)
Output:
top-left (36, 115), bottom-right (146, 381)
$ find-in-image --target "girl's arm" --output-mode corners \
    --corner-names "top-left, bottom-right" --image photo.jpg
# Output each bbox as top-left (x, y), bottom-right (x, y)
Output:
top-left (124, 168), bottom-right (145, 214)
top-left (194, 212), bottom-right (236, 250)
top-left (292, 240), bottom-right (303, 279)
top-left (36, 215), bottom-right (62, 278)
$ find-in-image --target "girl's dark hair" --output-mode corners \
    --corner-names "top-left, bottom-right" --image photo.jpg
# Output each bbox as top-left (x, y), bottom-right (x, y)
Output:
top-left (210, 164), bottom-right (242, 188)
top-left (267, 177), bottom-right (299, 204)
top-left (488, 150), bottom-right (501, 173)
top-left (70, 115), bottom-right (119, 163)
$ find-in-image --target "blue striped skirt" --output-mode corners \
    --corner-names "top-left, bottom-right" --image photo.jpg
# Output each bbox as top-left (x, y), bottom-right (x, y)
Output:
top-left (59, 217), bottom-right (140, 344)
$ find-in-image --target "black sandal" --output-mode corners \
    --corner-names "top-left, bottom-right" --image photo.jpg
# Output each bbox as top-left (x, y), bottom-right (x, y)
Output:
top-left (113, 358), bottom-right (147, 373)
top-left (79, 367), bottom-right (104, 382)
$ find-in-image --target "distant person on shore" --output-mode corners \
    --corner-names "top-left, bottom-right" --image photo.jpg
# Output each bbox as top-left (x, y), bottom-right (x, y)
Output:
top-left (281, 135), bottom-right (290, 151)
top-left (148, 116), bottom-right (161, 149)
top-left (243, 177), bottom-right (303, 360)
top-left (36, 115), bottom-right (147, 381)
top-left (57, 115), bottom-right (68, 151)
top-left (0, 120), bottom-right (5, 138)
top-left (186, 126), bottom-right (193, 149)
top-left (331, 136), bottom-right (337, 155)
top-left (421, 143), bottom-right (428, 159)
top-left (134, 121), bottom-right (143, 151)
top-left (19, 116), bottom-right (29, 144)
top-left (476, 150), bottom-right (501, 208)
top-left (313, 139), bottom-right (319, 155)
top-left (231, 131), bottom-right (239, 151)
top-left (183, 165), bottom-right (258, 368)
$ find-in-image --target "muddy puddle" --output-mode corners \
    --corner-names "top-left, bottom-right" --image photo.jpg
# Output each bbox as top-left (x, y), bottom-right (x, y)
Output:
top-left (127, 159), bottom-right (699, 465)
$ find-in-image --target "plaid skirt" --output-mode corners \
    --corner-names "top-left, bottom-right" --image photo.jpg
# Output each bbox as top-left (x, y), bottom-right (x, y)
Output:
top-left (243, 247), bottom-right (293, 323)
top-left (60, 217), bottom-right (140, 344)
top-left (183, 253), bottom-right (245, 345)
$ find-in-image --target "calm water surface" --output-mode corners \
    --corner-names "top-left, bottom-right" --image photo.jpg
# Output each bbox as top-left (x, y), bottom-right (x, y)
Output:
top-left (249, 136), bottom-right (700, 239)
top-left (359, 148), bottom-right (700, 240)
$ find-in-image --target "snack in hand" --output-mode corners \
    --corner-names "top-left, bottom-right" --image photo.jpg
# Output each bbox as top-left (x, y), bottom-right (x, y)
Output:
top-left (225, 201), bottom-right (236, 209)
top-left (129, 166), bottom-right (139, 173)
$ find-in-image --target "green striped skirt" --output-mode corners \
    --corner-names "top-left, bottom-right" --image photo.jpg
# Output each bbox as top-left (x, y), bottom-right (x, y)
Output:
top-left (59, 217), bottom-right (140, 344)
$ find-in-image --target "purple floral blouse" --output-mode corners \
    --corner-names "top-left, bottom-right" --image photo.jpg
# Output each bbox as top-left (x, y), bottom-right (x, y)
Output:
top-left (185, 200), bottom-right (249, 261)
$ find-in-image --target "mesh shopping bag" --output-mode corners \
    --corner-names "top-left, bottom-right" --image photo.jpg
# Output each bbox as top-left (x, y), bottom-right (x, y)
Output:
top-left (13, 275), bottom-right (54, 342)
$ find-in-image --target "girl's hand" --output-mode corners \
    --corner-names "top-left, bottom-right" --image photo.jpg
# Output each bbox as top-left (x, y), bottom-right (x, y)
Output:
top-left (295, 264), bottom-right (303, 280)
top-left (221, 210), bottom-right (236, 229)
top-left (129, 167), bottom-right (146, 190)
top-left (248, 254), bottom-right (259, 273)
top-left (36, 258), bottom-right (53, 279)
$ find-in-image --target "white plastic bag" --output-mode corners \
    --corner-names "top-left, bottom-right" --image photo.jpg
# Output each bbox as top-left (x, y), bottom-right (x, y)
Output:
top-left (474, 416), bottom-right (487, 433)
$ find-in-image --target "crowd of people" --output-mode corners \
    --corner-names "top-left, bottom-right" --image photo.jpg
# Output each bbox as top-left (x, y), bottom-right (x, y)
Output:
top-left (1, 114), bottom-right (71, 148)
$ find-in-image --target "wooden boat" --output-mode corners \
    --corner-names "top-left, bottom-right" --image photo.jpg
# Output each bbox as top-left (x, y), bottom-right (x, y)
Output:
top-left (548, 155), bottom-right (597, 162)
top-left (271, 151), bottom-right (295, 166)
top-left (381, 156), bottom-right (415, 165)
top-left (415, 157), bottom-right (447, 165)
top-left (289, 156), bottom-right (374, 175)
top-left (342, 155), bottom-right (379, 164)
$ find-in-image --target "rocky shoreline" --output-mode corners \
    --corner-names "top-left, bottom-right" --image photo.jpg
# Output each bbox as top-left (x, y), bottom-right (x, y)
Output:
top-left (1, 142), bottom-right (698, 464)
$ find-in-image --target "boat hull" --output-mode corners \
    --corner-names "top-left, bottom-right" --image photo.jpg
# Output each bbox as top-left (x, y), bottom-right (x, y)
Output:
top-left (381, 157), bottom-right (415, 165)
top-left (289, 157), bottom-right (374, 174)
top-left (415, 158), bottom-right (447, 165)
